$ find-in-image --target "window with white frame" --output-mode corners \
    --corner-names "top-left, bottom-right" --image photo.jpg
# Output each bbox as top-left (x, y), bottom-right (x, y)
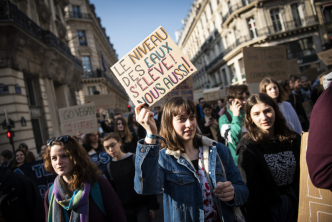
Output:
top-left (291, 3), bottom-right (303, 27)
top-left (270, 9), bottom-right (283, 32)
top-left (88, 86), bottom-right (96, 95)
top-left (247, 17), bottom-right (258, 39)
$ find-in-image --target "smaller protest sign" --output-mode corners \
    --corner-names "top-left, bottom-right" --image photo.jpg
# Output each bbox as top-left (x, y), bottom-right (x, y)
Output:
top-left (13, 160), bottom-right (56, 198)
top-left (85, 94), bottom-right (116, 112)
top-left (247, 82), bottom-right (260, 94)
top-left (298, 133), bottom-right (332, 221)
top-left (58, 103), bottom-right (99, 135)
top-left (243, 46), bottom-right (289, 83)
top-left (287, 59), bottom-right (301, 76)
top-left (110, 26), bottom-right (197, 107)
top-left (164, 76), bottom-right (193, 102)
top-left (317, 48), bottom-right (332, 66)
top-left (203, 87), bottom-right (221, 101)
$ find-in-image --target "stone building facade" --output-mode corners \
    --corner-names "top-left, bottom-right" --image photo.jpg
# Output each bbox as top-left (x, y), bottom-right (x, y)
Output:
top-left (0, 0), bottom-right (83, 156)
top-left (65, 0), bottom-right (128, 117)
top-left (177, 0), bottom-right (326, 101)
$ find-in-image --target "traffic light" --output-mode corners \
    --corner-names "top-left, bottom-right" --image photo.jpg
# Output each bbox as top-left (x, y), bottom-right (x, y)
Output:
top-left (6, 131), bottom-right (12, 138)
top-left (128, 105), bottom-right (131, 112)
top-left (6, 130), bottom-right (14, 145)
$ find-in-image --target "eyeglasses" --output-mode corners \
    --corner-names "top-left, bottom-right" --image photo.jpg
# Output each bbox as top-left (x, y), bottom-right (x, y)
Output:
top-left (47, 135), bottom-right (70, 146)
top-left (104, 142), bottom-right (118, 150)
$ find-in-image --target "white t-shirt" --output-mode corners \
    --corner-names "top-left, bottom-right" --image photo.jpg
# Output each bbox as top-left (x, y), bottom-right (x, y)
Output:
top-left (278, 101), bottom-right (303, 134)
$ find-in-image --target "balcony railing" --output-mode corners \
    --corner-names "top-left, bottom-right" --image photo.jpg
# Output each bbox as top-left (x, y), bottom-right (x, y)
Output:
top-left (203, 15), bottom-right (319, 72)
top-left (0, 1), bottom-right (82, 68)
top-left (83, 71), bottom-right (128, 98)
top-left (66, 12), bottom-right (92, 20)
top-left (223, 0), bottom-right (256, 23)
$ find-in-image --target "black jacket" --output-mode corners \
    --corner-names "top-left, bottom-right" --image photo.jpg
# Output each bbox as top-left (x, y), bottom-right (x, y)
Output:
top-left (236, 135), bottom-right (301, 222)
top-left (0, 166), bottom-right (44, 222)
top-left (287, 94), bottom-right (309, 131)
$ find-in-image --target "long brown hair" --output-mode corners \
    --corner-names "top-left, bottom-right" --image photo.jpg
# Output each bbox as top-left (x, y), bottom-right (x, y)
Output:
top-left (84, 132), bottom-right (99, 145)
top-left (115, 117), bottom-right (132, 143)
top-left (244, 93), bottom-right (296, 144)
top-left (259, 77), bottom-right (288, 103)
top-left (160, 97), bottom-right (202, 152)
top-left (11, 149), bottom-right (27, 169)
top-left (44, 136), bottom-right (102, 191)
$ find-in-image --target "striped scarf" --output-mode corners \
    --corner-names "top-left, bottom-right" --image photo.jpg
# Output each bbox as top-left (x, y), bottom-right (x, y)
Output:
top-left (48, 176), bottom-right (90, 222)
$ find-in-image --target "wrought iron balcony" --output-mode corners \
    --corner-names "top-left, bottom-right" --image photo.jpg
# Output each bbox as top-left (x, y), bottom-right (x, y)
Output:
top-left (66, 11), bottom-right (92, 20)
top-left (223, 0), bottom-right (257, 23)
top-left (0, 1), bottom-right (82, 68)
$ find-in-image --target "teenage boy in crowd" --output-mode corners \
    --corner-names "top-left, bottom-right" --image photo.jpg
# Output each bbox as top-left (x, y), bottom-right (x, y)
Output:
top-left (219, 85), bottom-right (250, 166)
top-left (102, 133), bottom-right (159, 222)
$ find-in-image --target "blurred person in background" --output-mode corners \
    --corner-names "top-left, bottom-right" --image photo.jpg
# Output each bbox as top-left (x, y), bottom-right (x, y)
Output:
top-left (36, 145), bottom-right (47, 161)
top-left (11, 149), bottom-right (27, 169)
top-left (219, 85), bottom-right (250, 166)
top-left (281, 80), bottom-right (309, 131)
top-left (1, 150), bottom-right (13, 166)
top-left (114, 117), bottom-right (138, 154)
top-left (128, 113), bottom-right (146, 140)
top-left (290, 75), bottom-right (304, 103)
top-left (311, 71), bottom-right (327, 105)
top-left (300, 76), bottom-right (312, 106)
top-left (260, 77), bottom-right (302, 134)
top-left (18, 142), bottom-right (36, 163)
top-left (198, 103), bottom-right (220, 141)
top-left (83, 132), bottom-right (104, 155)
top-left (195, 97), bottom-right (205, 122)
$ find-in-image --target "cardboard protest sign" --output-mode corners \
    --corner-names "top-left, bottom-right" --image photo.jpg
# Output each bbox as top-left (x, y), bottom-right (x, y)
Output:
top-left (247, 82), bottom-right (260, 94)
top-left (243, 46), bottom-right (289, 83)
top-left (298, 132), bottom-right (332, 221)
top-left (317, 48), bottom-right (332, 66)
top-left (110, 26), bottom-right (197, 106)
top-left (85, 94), bottom-right (116, 112)
top-left (58, 103), bottom-right (99, 135)
top-left (287, 59), bottom-right (301, 76)
top-left (164, 76), bottom-right (193, 102)
top-left (203, 87), bottom-right (221, 101)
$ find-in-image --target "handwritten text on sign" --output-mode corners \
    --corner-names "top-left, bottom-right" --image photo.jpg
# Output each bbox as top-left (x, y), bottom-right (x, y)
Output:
top-left (243, 46), bottom-right (289, 84)
top-left (58, 103), bottom-right (99, 135)
top-left (111, 26), bottom-right (197, 106)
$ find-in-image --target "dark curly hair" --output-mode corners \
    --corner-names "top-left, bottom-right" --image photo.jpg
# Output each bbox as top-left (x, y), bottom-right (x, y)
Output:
top-left (244, 93), bottom-right (296, 145)
top-left (44, 136), bottom-right (102, 191)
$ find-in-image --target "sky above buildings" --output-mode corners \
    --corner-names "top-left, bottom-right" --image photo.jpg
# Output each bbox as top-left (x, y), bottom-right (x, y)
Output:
top-left (92, 0), bottom-right (193, 59)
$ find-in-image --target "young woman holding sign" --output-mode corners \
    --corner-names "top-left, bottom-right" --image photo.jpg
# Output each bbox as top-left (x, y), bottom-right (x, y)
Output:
top-left (236, 93), bottom-right (301, 222)
top-left (134, 97), bottom-right (248, 222)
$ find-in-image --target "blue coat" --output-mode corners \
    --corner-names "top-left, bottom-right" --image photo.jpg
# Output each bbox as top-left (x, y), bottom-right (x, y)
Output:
top-left (134, 135), bottom-right (248, 222)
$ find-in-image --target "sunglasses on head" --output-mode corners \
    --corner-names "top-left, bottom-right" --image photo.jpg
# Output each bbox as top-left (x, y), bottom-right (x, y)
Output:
top-left (47, 135), bottom-right (70, 146)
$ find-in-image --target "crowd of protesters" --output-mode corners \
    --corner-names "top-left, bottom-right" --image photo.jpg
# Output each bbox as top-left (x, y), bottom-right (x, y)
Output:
top-left (0, 71), bottom-right (331, 222)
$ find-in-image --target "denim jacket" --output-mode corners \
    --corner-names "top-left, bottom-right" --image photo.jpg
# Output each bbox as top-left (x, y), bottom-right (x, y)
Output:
top-left (134, 135), bottom-right (248, 222)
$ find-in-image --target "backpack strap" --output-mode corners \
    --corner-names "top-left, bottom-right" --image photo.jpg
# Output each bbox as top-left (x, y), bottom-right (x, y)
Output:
top-left (225, 110), bottom-right (232, 123)
top-left (106, 159), bottom-right (113, 181)
top-left (48, 184), bottom-right (54, 205)
top-left (91, 181), bottom-right (106, 216)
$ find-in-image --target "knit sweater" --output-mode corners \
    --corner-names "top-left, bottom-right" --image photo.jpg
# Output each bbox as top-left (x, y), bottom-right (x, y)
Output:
top-left (236, 134), bottom-right (301, 222)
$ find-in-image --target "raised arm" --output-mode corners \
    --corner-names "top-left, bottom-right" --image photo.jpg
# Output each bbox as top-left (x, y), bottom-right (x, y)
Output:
top-left (134, 104), bottom-right (165, 195)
